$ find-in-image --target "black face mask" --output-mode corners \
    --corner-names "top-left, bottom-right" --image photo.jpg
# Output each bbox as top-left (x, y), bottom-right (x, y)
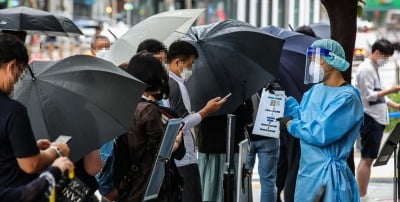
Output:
top-left (152, 92), bottom-right (164, 101)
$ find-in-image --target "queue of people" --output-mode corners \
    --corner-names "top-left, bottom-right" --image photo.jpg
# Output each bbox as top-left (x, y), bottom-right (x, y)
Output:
top-left (1, 22), bottom-right (400, 202)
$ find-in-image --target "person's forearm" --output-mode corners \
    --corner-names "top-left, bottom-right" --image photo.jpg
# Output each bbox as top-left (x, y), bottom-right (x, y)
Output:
top-left (17, 148), bottom-right (58, 174)
top-left (387, 100), bottom-right (400, 110)
top-left (35, 149), bottom-right (58, 172)
top-left (377, 88), bottom-right (397, 98)
top-left (183, 113), bottom-right (202, 130)
top-left (199, 106), bottom-right (212, 118)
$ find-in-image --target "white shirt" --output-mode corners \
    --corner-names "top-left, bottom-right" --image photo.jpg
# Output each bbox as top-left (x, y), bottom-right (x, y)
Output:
top-left (354, 58), bottom-right (389, 125)
top-left (167, 72), bottom-right (202, 167)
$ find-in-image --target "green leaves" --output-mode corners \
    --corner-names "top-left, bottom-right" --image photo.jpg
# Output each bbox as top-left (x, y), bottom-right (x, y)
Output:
top-left (357, 0), bottom-right (366, 17)
top-left (357, 6), bottom-right (363, 17)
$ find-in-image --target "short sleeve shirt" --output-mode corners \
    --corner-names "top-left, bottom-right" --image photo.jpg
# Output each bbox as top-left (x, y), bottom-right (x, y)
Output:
top-left (0, 91), bottom-right (39, 187)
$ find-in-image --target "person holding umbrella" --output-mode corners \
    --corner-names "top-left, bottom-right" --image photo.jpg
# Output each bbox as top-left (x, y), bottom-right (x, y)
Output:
top-left (0, 33), bottom-right (70, 187)
top-left (279, 39), bottom-right (364, 201)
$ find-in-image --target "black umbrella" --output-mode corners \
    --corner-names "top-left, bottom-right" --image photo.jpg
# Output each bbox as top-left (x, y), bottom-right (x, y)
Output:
top-left (0, 6), bottom-right (83, 36)
top-left (309, 22), bottom-right (331, 39)
top-left (12, 55), bottom-right (146, 161)
top-left (183, 20), bottom-right (284, 116)
top-left (262, 26), bottom-right (317, 101)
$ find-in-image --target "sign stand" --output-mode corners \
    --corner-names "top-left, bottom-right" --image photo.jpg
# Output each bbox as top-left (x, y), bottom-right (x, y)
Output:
top-left (373, 123), bottom-right (400, 202)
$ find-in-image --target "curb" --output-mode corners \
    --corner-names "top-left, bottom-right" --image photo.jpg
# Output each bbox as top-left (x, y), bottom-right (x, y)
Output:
top-left (371, 177), bottom-right (395, 183)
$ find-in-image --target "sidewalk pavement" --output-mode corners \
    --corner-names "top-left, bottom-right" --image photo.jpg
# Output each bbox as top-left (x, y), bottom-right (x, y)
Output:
top-left (251, 133), bottom-right (397, 202)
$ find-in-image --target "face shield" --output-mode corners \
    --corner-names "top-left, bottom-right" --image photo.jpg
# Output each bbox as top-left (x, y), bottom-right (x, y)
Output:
top-left (304, 47), bottom-right (332, 84)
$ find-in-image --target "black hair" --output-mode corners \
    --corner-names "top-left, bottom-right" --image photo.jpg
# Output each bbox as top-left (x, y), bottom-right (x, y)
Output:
top-left (0, 33), bottom-right (28, 67)
top-left (295, 25), bottom-right (317, 38)
top-left (126, 53), bottom-right (169, 98)
top-left (1, 30), bottom-right (27, 42)
top-left (167, 40), bottom-right (198, 63)
top-left (91, 35), bottom-right (110, 48)
top-left (137, 39), bottom-right (167, 54)
top-left (372, 39), bottom-right (394, 56)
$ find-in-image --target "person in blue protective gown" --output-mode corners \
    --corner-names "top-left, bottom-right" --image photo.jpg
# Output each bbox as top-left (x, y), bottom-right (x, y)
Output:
top-left (278, 39), bottom-right (364, 202)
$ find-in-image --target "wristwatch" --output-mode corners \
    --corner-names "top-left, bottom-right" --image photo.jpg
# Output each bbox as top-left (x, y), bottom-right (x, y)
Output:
top-left (51, 146), bottom-right (63, 157)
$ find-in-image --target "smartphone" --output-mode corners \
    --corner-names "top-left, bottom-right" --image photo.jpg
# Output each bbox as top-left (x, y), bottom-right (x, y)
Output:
top-left (54, 135), bottom-right (72, 144)
top-left (222, 93), bottom-right (232, 100)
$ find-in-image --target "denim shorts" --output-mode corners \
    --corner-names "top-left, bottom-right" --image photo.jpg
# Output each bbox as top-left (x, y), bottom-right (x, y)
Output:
top-left (360, 113), bottom-right (385, 159)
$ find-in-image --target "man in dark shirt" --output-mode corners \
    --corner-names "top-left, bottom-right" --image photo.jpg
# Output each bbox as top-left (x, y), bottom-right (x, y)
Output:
top-left (0, 33), bottom-right (70, 187)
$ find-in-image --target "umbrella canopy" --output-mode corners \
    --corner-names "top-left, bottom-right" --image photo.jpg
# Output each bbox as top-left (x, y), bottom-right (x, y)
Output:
top-left (12, 55), bottom-right (146, 161)
top-left (104, 9), bottom-right (204, 66)
top-left (309, 22), bottom-right (331, 39)
top-left (262, 26), bottom-right (317, 101)
top-left (183, 20), bottom-right (284, 116)
top-left (0, 6), bottom-right (83, 36)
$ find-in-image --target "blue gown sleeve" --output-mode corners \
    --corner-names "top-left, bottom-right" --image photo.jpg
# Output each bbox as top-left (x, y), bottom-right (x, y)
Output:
top-left (284, 96), bottom-right (300, 119)
top-left (287, 92), bottom-right (363, 147)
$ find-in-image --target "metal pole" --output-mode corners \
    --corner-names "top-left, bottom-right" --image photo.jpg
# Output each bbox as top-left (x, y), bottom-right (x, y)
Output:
top-left (224, 114), bottom-right (236, 202)
top-left (185, 0), bottom-right (192, 8)
top-left (394, 145), bottom-right (398, 202)
top-left (111, 0), bottom-right (117, 25)
top-left (127, 10), bottom-right (131, 27)
top-left (395, 59), bottom-right (400, 85)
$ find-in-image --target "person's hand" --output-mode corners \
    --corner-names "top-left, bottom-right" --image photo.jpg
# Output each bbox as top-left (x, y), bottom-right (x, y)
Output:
top-left (205, 97), bottom-right (227, 112)
top-left (391, 85), bottom-right (400, 93)
top-left (266, 81), bottom-right (282, 94)
top-left (37, 139), bottom-right (51, 150)
top-left (51, 143), bottom-right (70, 157)
top-left (199, 96), bottom-right (227, 118)
top-left (52, 157), bottom-right (74, 173)
top-left (277, 116), bottom-right (293, 132)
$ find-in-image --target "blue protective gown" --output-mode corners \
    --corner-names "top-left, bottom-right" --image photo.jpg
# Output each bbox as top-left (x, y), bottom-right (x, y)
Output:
top-left (284, 83), bottom-right (364, 202)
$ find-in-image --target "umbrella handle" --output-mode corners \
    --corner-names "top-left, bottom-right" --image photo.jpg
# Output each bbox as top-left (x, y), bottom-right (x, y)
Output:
top-left (27, 65), bottom-right (36, 80)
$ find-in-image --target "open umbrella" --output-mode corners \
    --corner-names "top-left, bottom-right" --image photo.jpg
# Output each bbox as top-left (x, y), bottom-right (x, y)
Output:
top-left (104, 9), bottom-right (204, 65)
top-left (0, 6), bottom-right (83, 36)
top-left (12, 55), bottom-right (145, 161)
top-left (183, 20), bottom-right (284, 116)
top-left (262, 26), bottom-right (316, 101)
top-left (309, 22), bottom-right (330, 39)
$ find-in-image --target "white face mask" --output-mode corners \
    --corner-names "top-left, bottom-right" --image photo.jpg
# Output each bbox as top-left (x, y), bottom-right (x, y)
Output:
top-left (95, 49), bottom-right (109, 58)
top-left (376, 58), bottom-right (389, 67)
top-left (181, 68), bottom-right (192, 81)
top-left (308, 61), bottom-right (324, 83)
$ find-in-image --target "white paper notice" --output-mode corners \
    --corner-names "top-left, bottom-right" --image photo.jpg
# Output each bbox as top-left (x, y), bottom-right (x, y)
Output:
top-left (252, 89), bottom-right (285, 138)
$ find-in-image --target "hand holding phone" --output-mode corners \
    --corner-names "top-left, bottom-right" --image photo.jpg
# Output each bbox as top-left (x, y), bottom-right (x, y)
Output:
top-left (222, 93), bottom-right (232, 100)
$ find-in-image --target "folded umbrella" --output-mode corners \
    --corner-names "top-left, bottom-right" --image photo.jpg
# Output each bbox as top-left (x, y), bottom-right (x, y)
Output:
top-left (0, 6), bottom-right (83, 36)
top-left (104, 9), bottom-right (204, 66)
top-left (183, 20), bottom-right (284, 116)
top-left (262, 26), bottom-right (316, 101)
top-left (12, 55), bottom-right (145, 161)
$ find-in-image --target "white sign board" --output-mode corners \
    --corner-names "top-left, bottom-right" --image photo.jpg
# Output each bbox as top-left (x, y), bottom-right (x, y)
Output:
top-left (252, 89), bottom-right (285, 138)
